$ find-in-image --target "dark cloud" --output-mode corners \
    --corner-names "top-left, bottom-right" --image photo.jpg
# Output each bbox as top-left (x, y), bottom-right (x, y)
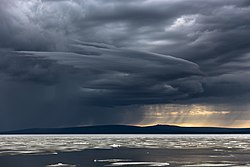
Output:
top-left (0, 0), bottom-right (249, 130)
top-left (0, 43), bottom-right (202, 130)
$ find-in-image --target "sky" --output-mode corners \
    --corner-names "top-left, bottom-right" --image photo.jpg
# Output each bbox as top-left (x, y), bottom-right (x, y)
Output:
top-left (0, 0), bottom-right (250, 131)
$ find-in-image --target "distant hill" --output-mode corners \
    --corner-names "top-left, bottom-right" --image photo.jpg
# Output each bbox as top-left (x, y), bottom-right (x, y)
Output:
top-left (1, 125), bottom-right (250, 134)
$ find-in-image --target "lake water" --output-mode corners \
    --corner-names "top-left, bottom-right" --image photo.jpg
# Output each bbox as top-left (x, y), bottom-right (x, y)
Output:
top-left (0, 135), bottom-right (250, 166)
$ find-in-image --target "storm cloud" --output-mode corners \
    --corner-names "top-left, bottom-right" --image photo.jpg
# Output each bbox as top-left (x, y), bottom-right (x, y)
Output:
top-left (0, 0), bottom-right (250, 130)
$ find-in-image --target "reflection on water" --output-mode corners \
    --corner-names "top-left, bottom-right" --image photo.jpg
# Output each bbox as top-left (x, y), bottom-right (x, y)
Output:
top-left (0, 135), bottom-right (250, 167)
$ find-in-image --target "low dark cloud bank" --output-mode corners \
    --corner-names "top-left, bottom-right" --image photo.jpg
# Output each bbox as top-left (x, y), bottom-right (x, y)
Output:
top-left (0, 0), bottom-right (249, 130)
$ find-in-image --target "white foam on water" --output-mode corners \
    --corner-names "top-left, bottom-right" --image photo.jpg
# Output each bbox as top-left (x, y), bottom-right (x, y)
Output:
top-left (183, 163), bottom-right (235, 167)
top-left (46, 163), bottom-right (76, 167)
top-left (110, 144), bottom-right (121, 148)
top-left (105, 161), bottom-right (170, 166)
top-left (213, 149), bottom-right (225, 152)
top-left (95, 159), bottom-right (131, 163)
top-left (209, 154), bottom-right (234, 158)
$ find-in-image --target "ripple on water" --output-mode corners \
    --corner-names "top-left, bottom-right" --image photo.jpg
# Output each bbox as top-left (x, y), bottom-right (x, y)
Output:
top-left (1, 135), bottom-right (250, 156)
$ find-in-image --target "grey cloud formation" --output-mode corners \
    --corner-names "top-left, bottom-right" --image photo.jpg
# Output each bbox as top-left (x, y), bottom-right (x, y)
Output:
top-left (19, 42), bottom-right (203, 105)
top-left (0, 43), bottom-right (202, 130)
top-left (0, 0), bottom-right (250, 130)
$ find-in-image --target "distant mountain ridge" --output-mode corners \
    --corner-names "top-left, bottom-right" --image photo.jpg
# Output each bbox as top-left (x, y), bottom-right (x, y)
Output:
top-left (1, 125), bottom-right (250, 134)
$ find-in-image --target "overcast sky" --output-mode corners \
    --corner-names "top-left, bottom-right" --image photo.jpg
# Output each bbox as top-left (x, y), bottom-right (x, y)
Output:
top-left (0, 0), bottom-right (250, 131)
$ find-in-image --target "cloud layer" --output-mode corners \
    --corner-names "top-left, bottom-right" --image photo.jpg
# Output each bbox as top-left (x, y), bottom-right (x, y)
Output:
top-left (0, 0), bottom-right (250, 130)
top-left (0, 42), bottom-right (202, 130)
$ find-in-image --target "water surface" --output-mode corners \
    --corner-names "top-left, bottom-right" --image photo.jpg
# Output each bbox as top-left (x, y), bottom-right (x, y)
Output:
top-left (0, 135), bottom-right (250, 167)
